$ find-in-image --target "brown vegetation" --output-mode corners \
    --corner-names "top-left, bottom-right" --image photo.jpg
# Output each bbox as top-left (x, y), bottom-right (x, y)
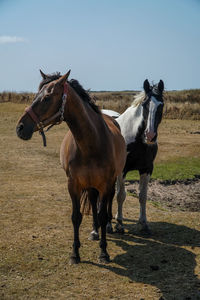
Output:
top-left (164, 90), bottom-right (200, 120)
top-left (91, 89), bottom-right (200, 120)
top-left (1, 89), bottom-right (200, 119)
top-left (0, 92), bottom-right (35, 104)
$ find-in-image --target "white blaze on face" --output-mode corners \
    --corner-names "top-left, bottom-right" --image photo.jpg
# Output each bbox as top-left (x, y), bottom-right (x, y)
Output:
top-left (145, 96), bottom-right (161, 142)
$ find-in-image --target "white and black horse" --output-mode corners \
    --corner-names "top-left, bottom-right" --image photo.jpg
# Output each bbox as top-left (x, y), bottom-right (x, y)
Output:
top-left (104, 79), bottom-right (164, 237)
top-left (113, 79), bottom-right (164, 235)
top-left (89, 79), bottom-right (164, 240)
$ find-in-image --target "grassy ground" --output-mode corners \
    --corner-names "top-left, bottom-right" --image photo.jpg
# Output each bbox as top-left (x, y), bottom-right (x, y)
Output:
top-left (127, 118), bottom-right (200, 181)
top-left (127, 156), bottom-right (200, 181)
top-left (0, 102), bottom-right (200, 300)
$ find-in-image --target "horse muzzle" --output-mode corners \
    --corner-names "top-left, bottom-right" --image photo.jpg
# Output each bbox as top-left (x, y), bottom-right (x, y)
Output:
top-left (16, 122), bottom-right (34, 140)
top-left (145, 130), bottom-right (157, 144)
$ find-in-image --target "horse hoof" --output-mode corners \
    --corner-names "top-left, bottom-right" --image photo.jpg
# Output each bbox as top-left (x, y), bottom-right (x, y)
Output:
top-left (141, 227), bottom-right (152, 236)
top-left (69, 256), bottom-right (80, 265)
top-left (115, 223), bottom-right (124, 234)
top-left (88, 231), bottom-right (99, 241)
top-left (138, 223), bottom-right (152, 236)
top-left (99, 255), bottom-right (110, 264)
top-left (106, 223), bottom-right (113, 234)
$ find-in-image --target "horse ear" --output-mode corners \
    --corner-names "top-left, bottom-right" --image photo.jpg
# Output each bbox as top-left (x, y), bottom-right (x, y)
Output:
top-left (158, 80), bottom-right (164, 92)
top-left (39, 69), bottom-right (47, 80)
top-left (143, 79), bottom-right (150, 93)
top-left (56, 70), bottom-right (71, 86)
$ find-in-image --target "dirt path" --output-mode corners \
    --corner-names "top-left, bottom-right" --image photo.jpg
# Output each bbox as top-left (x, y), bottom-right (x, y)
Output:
top-left (126, 176), bottom-right (200, 212)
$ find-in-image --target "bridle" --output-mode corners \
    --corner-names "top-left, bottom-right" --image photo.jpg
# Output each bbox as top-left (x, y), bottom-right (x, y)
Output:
top-left (25, 82), bottom-right (68, 147)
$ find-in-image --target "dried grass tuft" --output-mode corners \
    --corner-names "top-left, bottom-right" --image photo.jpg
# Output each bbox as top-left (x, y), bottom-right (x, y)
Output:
top-left (1, 89), bottom-right (199, 119)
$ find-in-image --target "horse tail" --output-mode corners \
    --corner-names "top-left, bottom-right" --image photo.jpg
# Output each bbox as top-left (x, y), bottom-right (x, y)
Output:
top-left (80, 190), bottom-right (92, 215)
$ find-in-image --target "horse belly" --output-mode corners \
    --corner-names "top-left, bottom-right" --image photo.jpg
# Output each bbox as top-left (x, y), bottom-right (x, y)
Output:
top-left (125, 142), bottom-right (158, 174)
top-left (70, 164), bottom-right (115, 194)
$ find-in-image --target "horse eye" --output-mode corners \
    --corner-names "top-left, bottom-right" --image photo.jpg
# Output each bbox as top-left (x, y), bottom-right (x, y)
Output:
top-left (43, 95), bottom-right (51, 102)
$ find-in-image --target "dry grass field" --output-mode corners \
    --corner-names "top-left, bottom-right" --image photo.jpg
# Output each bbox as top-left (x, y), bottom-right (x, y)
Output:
top-left (1, 88), bottom-right (200, 120)
top-left (0, 100), bottom-right (200, 300)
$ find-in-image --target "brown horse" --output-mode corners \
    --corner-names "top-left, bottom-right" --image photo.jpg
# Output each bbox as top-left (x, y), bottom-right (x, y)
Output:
top-left (16, 70), bottom-right (126, 264)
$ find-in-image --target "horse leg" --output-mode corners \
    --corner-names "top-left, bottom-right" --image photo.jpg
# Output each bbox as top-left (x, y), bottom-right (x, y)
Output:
top-left (88, 188), bottom-right (100, 241)
top-left (106, 183), bottom-right (115, 234)
top-left (68, 180), bottom-right (82, 264)
top-left (138, 173), bottom-right (151, 235)
top-left (98, 195), bottom-right (110, 263)
top-left (115, 174), bottom-right (126, 233)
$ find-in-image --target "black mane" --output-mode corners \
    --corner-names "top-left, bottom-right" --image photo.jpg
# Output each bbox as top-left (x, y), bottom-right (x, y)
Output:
top-left (39, 73), bottom-right (100, 114)
top-left (69, 79), bottom-right (100, 113)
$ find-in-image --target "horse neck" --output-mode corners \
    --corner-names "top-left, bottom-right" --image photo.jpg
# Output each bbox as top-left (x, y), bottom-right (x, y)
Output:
top-left (117, 104), bottom-right (144, 145)
top-left (63, 86), bottom-right (100, 153)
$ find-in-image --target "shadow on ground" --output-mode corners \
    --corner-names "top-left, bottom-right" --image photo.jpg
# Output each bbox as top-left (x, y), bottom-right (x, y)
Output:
top-left (84, 220), bottom-right (200, 300)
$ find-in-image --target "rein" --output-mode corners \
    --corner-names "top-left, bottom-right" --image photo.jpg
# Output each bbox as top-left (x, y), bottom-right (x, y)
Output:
top-left (25, 82), bottom-right (68, 147)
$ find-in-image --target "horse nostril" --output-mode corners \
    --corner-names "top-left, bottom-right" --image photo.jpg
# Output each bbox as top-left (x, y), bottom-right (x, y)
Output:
top-left (145, 130), bottom-right (156, 142)
top-left (18, 123), bottom-right (24, 131)
top-left (16, 123), bottom-right (24, 136)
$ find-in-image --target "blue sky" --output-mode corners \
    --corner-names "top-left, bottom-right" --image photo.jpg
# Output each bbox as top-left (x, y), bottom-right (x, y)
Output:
top-left (0, 0), bottom-right (200, 92)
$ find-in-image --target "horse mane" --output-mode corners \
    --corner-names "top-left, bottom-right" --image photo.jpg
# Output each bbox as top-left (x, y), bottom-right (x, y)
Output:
top-left (132, 91), bottom-right (146, 107)
top-left (69, 79), bottom-right (100, 114)
top-left (131, 86), bottom-right (165, 108)
top-left (39, 72), bottom-right (100, 114)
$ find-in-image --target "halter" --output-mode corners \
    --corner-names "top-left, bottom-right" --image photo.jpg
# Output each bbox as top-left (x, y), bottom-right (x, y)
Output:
top-left (25, 82), bottom-right (68, 147)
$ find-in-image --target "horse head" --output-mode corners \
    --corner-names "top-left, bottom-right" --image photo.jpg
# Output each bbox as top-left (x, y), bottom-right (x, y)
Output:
top-left (142, 79), bottom-right (164, 144)
top-left (16, 70), bottom-right (70, 143)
